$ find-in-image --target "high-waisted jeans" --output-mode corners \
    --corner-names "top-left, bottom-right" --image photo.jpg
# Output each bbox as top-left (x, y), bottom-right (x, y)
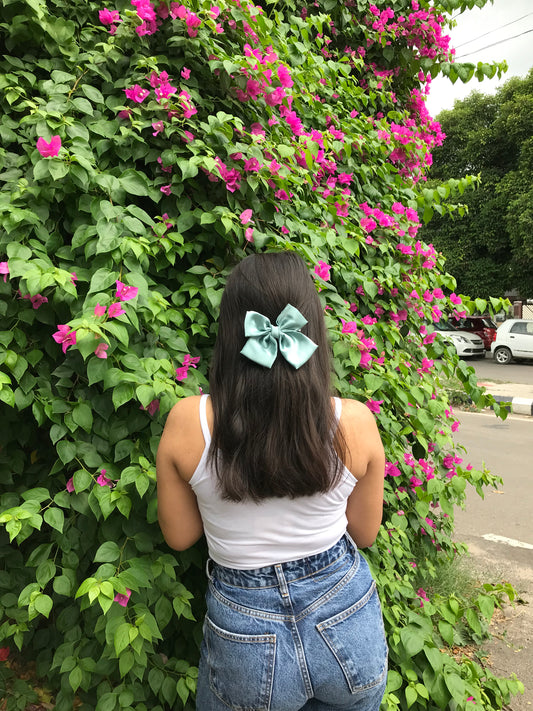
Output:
top-left (196, 535), bottom-right (388, 710)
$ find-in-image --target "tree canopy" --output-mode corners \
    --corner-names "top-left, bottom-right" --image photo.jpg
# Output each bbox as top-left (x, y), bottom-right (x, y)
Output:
top-left (420, 69), bottom-right (533, 299)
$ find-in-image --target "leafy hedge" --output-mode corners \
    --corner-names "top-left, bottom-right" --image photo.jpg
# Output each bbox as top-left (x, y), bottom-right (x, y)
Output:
top-left (0, 0), bottom-right (522, 709)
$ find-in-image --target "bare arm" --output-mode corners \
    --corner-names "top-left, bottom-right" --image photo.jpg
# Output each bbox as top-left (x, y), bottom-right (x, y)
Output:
top-left (156, 399), bottom-right (205, 551)
top-left (342, 400), bottom-right (385, 548)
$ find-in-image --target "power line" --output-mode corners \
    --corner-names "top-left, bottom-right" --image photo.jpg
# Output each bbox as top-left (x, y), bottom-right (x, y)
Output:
top-left (456, 27), bottom-right (533, 60)
top-left (454, 11), bottom-right (533, 49)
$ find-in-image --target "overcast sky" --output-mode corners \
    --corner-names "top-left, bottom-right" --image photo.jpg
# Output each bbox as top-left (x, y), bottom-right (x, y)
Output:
top-left (425, 0), bottom-right (533, 118)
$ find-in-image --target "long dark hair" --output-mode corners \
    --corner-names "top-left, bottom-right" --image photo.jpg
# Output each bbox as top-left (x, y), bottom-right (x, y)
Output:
top-left (208, 251), bottom-right (346, 501)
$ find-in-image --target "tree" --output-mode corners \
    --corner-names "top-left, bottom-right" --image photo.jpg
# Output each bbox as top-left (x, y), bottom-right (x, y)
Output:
top-left (420, 70), bottom-right (533, 298)
top-left (0, 1), bottom-right (519, 710)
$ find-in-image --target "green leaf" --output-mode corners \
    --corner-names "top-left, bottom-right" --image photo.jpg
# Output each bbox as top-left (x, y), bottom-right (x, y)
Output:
top-left (119, 169), bottom-right (149, 196)
top-left (44, 507), bottom-right (64, 533)
top-left (114, 623), bottom-right (131, 656)
top-left (112, 383), bottom-right (135, 409)
top-left (72, 402), bottom-right (93, 432)
top-left (71, 96), bottom-right (94, 115)
top-left (400, 625), bottom-right (425, 656)
top-left (57, 440), bottom-right (76, 464)
top-left (81, 84), bottom-right (104, 104)
top-left (405, 685), bottom-right (417, 708)
top-left (34, 593), bottom-right (53, 617)
top-left (94, 541), bottom-right (121, 562)
top-left (69, 665), bottom-right (83, 691)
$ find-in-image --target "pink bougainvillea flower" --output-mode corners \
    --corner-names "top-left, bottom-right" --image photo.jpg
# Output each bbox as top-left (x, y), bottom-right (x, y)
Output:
top-left (99, 8), bottom-right (121, 24)
top-left (240, 209), bottom-right (253, 225)
top-left (360, 217), bottom-right (377, 233)
top-left (245, 227), bottom-right (254, 242)
top-left (97, 470), bottom-right (113, 487)
top-left (385, 461), bottom-right (401, 477)
top-left (0, 262), bottom-right (8, 282)
top-left (124, 85), bottom-right (150, 103)
top-left (30, 294), bottom-right (48, 309)
top-left (94, 303), bottom-right (106, 317)
top-left (341, 320), bottom-right (358, 334)
top-left (181, 67), bottom-right (191, 79)
top-left (277, 65), bottom-right (293, 88)
top-left (182, 355), bottom-right (200, 370)
top-left (417, 588), bottom-right (430, 607)
top-left (160, 184), bottom-right (172, 195)
top-left (22, 293), bottom-right (48, 309)
top-left (314, 261), bottom-right (331, 281)
top-left (365, 399), bottom-right (384, 414)
top-left (152, 120), bottom-right (164, 136)
top-left (140, 399), bottom-right (160, 416)
top-left (275, 189), bottom-right (290, 201)
top-left (66, 477), bottom-right (75, 493)
top-left (114, 588), bottom-right (131, 607)
top-left (155, 82), bottom-right (177, 102)
top-left (243, 157), bottom-right (262, 172)
top-left (450, 292), bottom-right (462, 305)
top-left (52, 325), bottom-right (77, 353)
top-left (115, 281), bottom-right (138, 302)
top-left (95, 343), bottom-right (109, 359)
top-left (175, 365), bottom-right (189, 381)
top-left (108, 302), bottom-right (125, 318)
top-left (37, 136), bottom-right (61, 157)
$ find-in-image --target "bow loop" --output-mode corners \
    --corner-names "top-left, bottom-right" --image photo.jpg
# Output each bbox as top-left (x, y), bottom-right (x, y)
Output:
top-left (240, 304), bottom-right (317, 369)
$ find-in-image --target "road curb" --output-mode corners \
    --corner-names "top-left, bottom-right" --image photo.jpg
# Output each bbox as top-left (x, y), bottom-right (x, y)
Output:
top-left (491, 394), bottom-right (533, 416)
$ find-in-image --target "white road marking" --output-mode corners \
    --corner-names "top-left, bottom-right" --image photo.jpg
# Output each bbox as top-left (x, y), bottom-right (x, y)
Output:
top-left (482, 533), bottom-right (533, 550)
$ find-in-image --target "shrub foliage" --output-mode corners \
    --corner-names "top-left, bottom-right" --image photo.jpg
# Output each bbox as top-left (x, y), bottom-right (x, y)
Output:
top-left (0, 0), bottom-right (521, 709)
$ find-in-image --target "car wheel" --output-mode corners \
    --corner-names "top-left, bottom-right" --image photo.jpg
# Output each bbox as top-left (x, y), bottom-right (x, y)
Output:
top-left (494, 347), bottom-right (512, 365)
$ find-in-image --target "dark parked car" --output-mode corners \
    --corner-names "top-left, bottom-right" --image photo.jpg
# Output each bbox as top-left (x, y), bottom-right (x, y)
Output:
top-left (457, 316), bottom-right (497, 351)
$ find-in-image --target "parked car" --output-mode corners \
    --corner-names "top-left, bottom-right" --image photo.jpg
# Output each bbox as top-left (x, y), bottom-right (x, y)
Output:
top-left (456, 316), bottom-right (497, 351)
top-left (491, 319), bottom-right (533, 364)
top-left (434, 321), bottom-right (485, 358)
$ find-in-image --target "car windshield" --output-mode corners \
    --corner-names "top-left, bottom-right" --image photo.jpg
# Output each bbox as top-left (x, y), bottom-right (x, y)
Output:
top-left (434, 321), bottom-right (459, 331)
top-left (482, 318), bottom-right (497, 329)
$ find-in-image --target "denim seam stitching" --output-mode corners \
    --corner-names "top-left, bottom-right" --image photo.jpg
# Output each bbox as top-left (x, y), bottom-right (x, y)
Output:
top-left (295, 553), bottom-right (361, 623)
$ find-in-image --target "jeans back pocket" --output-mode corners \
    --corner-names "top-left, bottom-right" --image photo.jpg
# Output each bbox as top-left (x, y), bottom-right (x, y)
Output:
top-left (316, 580), bottom-right (388, 693)
top-left (205, 615), bottom-right (277, 710)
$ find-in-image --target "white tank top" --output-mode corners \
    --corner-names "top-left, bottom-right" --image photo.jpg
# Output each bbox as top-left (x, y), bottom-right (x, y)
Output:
top-left (189, 394), bottom-right (357, 569)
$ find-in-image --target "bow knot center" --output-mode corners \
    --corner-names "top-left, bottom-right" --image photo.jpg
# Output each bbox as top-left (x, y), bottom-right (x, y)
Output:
top-left (270, 325), bottom-right (281, 339)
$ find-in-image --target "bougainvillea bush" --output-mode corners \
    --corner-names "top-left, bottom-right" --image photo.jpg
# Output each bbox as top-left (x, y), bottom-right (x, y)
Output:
top-left (0, 0), bottom-right (522, 708)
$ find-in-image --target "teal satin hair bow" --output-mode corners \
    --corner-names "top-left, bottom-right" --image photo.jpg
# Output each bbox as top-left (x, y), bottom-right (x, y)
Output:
top-left (240, 303), bottom-right (318, 369)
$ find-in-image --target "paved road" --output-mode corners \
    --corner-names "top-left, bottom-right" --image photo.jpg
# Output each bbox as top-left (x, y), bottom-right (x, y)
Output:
top-left (466, 354), bottom-right (533, 385)
top-left (453, 410), bottom-right (532, 710)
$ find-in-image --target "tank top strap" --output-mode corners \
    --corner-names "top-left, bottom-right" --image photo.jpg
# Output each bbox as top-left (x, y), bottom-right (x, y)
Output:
top-left (333, 396), bottom-right (342, 421)
top-left (199, 394), bottom-right (212, 446)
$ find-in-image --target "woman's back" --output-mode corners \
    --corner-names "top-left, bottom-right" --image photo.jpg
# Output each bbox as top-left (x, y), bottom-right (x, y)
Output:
top-left (157, 391), bottom-right (384, 558)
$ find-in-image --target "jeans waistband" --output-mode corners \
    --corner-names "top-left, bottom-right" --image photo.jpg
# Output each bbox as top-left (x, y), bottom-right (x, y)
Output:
top-left (207, 534), bottom-right (358, 588)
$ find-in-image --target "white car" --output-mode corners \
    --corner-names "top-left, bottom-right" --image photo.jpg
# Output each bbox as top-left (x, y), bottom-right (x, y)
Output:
top-left (434, 321), bottom-right (485, 358)
top-left (491, 319), bottom-right (533, 364)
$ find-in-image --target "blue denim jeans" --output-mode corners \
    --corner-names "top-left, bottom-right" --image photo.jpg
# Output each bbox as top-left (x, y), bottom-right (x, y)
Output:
top-left (196, 535), bottom-right (388, 710)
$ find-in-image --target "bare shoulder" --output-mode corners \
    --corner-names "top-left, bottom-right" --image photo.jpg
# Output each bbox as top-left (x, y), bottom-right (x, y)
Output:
top-left (165, 395), bottom-right (203, 429)
top-left (338, 398), bottom-right (384, 479)
top-left (158, 396), bottom-right (206, 481)
top-left (339, 398), bottom-right (378, 431)
top-left (160, 396), bottom-right (204, 452)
